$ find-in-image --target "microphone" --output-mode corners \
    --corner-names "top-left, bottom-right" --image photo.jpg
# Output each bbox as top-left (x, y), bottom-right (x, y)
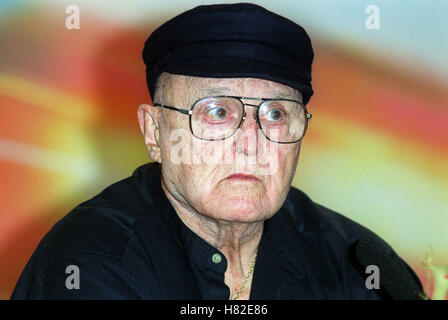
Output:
top-left (351, 240), bottom-right (429, 300)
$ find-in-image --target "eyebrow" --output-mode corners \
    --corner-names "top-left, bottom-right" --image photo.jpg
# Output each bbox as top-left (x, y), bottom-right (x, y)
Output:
top-left (268, 90), bottom-right (296, 99)
top-left (200, 87), bottom-right (232, 96)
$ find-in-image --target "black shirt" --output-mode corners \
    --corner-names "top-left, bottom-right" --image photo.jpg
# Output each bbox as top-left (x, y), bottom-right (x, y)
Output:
top-left (11, 162), bottom-right (406, 299)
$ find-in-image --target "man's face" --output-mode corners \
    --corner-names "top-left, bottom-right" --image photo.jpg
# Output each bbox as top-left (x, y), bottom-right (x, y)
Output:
top-left (154, 74), bottom-right (303, 223)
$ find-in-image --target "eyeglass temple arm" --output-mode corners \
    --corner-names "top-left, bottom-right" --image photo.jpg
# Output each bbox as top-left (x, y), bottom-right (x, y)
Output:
top-left (153, 103), bottom-right (191, 115)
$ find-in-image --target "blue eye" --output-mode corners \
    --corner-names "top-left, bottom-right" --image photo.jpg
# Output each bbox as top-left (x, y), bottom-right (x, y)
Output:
top-left (266, 109), bottom-right (284, 122)
top-left (207, 107), bottom-right (228, 120)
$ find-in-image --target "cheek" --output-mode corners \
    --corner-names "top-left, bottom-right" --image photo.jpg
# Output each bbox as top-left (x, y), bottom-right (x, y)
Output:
top-left (278, 144), bottom-right (300, 172)
top-left (163, 161), bottom-right (208, 210)
top-left (177, 162), bottom-right (219, 200)
top-left (262, 143), bottom-right (300, 195)
top-left (259, 141), bottom-right (299, 179)
top-left (195, 139), bottom-right (233, 165)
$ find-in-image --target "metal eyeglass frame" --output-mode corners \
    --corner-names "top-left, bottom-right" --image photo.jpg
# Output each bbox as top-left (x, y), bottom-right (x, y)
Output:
top-left (153, 95), bottom-right (312, 144)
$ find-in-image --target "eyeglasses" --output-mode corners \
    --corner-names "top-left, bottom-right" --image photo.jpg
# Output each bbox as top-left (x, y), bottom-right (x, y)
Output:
top-left (153, 95), bottom-right (312, 144)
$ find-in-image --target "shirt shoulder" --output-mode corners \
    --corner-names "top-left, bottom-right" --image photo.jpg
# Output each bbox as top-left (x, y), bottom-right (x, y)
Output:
top-left (37, 176), bottom-right (150, 266)
top-left (285, 186), bottom-right (392, 249)
top-left (11, 166), bottom-right (159, 299)
top-left (282, 186), bottom-right (402, 299)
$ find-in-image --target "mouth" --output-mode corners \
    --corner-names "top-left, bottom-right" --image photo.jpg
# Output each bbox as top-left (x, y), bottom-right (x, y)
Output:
top-left (225, 173), bottom-right (261, 182)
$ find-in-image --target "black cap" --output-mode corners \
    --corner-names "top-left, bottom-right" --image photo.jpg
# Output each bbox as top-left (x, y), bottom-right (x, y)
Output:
top-left (143, 3), bottom-right (314, 105)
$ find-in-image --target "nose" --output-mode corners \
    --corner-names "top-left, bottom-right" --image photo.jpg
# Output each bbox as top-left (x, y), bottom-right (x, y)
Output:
top-left (235, 108), bottom-right (259, 156)
top-left (241, 109), bottom-right (259, 126)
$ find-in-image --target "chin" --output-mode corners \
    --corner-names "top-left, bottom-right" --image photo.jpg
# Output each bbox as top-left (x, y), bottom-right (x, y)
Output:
top-left (207, 196), bottom-right (267, 223)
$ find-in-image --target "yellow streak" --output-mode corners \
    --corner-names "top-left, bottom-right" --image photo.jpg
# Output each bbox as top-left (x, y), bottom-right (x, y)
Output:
top-left (0, 72), bottom-right (97, 123)
top-left (308, 110), bottom-right (448, 178)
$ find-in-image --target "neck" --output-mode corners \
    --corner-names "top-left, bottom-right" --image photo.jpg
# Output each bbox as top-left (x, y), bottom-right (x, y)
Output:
top-left (161, 176), bottom-right (263, 299)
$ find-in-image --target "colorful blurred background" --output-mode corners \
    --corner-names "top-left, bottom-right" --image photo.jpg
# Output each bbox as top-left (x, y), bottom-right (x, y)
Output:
top-left (0, 0), bottom-right (447, 299)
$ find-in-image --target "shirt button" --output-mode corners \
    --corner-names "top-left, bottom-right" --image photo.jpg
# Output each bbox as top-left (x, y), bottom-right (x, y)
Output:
top-left (212, 253), bottom-right (222, 264)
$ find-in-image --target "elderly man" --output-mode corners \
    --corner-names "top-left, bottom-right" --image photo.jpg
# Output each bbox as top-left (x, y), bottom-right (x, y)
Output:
top-left (11, 3), bottom-right (419, 300)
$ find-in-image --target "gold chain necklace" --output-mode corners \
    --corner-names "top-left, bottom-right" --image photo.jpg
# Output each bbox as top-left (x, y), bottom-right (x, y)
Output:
top-left (232, 254), bottom-right (257, 300)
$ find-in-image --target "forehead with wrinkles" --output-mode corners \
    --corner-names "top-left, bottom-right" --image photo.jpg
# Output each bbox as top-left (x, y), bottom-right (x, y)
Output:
top-left (154, 72), bottom-right (302, 109)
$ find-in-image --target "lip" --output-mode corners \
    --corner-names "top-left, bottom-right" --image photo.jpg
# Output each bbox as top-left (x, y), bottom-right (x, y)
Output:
top-left (225, 173), bottom-right (261, 182)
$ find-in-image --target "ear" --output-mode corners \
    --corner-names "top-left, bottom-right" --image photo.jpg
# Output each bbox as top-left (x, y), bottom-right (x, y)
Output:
top-left (137, 104), bottom-right (162, 163)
